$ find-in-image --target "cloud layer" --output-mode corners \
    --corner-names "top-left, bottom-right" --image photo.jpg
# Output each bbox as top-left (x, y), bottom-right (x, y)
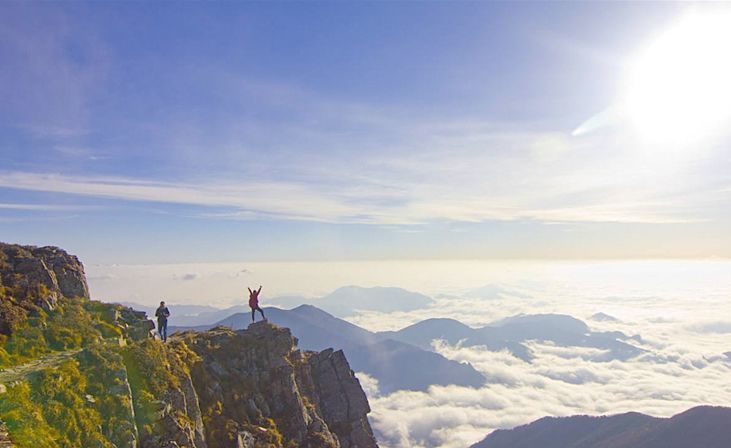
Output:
top-left (352, 271), bottom-right (731, 447)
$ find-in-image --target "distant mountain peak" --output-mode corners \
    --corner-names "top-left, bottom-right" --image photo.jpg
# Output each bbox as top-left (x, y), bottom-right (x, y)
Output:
top-left (318, 285), bottom-right (434, 317)
top-left (471, 406), bottom-right (731, 448)
top-left (291, 303), bottom-right (335, 316)
top-left (590, 312), bottom-right (620, 322)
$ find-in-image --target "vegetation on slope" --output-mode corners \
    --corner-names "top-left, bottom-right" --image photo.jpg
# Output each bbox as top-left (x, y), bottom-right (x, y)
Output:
top-left (0, 298), bottom-right (124, 367)
top-left (0, 346), bottom-right (138, 448)
top-left (0, 274), bottom-right (159, 448)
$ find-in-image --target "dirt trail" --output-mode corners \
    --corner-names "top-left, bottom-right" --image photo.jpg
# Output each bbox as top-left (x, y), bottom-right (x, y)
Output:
top-left (0, 348), bottom-right (84, 384)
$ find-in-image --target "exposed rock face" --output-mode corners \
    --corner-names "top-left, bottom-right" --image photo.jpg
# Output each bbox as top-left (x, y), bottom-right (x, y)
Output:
top-left (0, 242), bottom-right (89, 335)
top-left (37, 246), bottom-right (90, 299)
top-left (110, 306), bottom-right (157, 342)
top-left (0, 243), bottom-right (89, 300)
top-left (0, 421), bottom-right (14, 448)
top-left (306, 349), bottom-right (376, 448)
top-left (147, 374), bottom-right (207, 448)
top-left (174, 321), bottom-right (379, 448)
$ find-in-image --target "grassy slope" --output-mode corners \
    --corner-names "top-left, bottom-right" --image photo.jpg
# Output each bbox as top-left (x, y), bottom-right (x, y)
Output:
top-left (0, 298), bottom-right (186, 448)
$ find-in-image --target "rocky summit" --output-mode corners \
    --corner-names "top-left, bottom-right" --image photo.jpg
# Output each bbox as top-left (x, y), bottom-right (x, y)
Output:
top-left (173, 322), bottom-right (377, 448)
top-left (0, 242), bottom-right (378, 448)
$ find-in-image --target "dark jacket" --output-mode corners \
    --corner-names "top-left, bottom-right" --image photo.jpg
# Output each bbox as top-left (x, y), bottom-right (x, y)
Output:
top-left (155, 306), bottom-right (170, 323)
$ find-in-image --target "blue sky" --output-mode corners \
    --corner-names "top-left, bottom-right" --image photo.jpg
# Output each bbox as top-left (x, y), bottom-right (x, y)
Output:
top-left (1, 2), bottom-right (730, 264)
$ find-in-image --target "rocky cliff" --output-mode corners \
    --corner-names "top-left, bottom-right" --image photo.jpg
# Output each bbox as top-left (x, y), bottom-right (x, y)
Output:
top-left (175, 322), bottom-right (376, 448)
top-left (0, 242), bottom-right (379, 448)
top-left (0, 243), bottom-right (89, 335)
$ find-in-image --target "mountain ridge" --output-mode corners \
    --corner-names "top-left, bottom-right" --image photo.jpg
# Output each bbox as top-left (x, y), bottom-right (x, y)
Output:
top-left (380, 312), bottom-right (643, 363)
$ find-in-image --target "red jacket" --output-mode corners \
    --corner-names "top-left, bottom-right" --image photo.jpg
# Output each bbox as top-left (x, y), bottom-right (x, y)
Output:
top-left (249, 290), bottom-right (260, 308)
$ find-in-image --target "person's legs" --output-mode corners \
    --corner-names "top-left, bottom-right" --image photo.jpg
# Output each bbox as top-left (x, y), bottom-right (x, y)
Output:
top-left (159, 321), bottom-right (167, 342)
top-left (251, 307), bottom-right (256, 322)
top-left (257, 306), bottom-right (265, 320)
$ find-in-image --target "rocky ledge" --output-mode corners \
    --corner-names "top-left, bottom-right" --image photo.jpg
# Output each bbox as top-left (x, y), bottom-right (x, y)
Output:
top-left (169, 321), bottom-right (379, 448)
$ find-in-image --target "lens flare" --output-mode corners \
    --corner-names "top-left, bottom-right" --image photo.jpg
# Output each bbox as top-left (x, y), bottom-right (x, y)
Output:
top-left (623, 11), bottom-right (731, 146)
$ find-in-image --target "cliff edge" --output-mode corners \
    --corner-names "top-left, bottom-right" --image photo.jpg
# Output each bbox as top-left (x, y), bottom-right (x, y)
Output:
top-left (0, 242), bottom-right (379, 448)
top-left (167, 322), bottom-right (378, 447)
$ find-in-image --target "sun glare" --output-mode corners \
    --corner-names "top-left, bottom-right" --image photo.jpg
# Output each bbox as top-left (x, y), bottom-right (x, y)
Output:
top-left (624, 11), bottom-right (731, 146)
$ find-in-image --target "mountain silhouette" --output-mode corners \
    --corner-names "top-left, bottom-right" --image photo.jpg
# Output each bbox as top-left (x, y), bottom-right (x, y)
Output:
top-left (590, 312), bottom-right (620, 322)
top-left (379, 313), bottom-right (642, 362)
top-left (471, 406), bottom-right (731, 448)
top-left (267, 286), bottom-right (433, 317)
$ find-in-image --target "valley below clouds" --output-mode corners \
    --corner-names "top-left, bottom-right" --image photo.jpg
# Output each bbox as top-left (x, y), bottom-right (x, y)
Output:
top-left (89, 259), bottom-right (731, 448)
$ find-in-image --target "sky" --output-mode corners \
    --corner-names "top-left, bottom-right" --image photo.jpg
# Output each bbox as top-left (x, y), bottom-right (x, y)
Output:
top-left (1, 2), bottom-right (731, 265)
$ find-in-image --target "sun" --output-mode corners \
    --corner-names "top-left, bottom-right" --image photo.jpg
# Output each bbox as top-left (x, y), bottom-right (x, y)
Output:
top-left (623, 11), bottom-right (731, 146)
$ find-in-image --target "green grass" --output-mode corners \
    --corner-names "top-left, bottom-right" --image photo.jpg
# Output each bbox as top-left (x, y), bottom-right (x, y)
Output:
top-left (0, 358), bottom-right (114, 448)
top-left (0, 298), bottom-right (138, 368)
top-left (0, 299), bottom-right (159, 448)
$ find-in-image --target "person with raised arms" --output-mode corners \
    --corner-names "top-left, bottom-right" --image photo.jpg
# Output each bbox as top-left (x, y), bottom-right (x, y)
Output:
top-left (248, 285), bottom-right (266, 323)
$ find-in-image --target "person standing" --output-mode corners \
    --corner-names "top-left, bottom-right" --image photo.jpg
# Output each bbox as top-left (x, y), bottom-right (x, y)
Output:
top-left (155, 301), bottom-right (171, 342)
top-left (248, 285), bottom-right (265, 322)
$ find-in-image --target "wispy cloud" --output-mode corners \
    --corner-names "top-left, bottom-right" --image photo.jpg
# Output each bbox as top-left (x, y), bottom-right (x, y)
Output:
top-left (0, 202), bottom-right (99, 211)
top-left (0, 171), bottom-right (360, 223)
top-left (0, 214), bottom-right (82, 223)
top-left (0, 162), bottom-right (716, 226)
top-left (1, 6), bottom-right (727, 229)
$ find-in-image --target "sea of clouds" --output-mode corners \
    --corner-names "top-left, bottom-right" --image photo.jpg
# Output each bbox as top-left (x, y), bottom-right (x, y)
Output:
top-left (88, 259), bottom-right (731, 447)
top-left (350, 263), bottom-right (731, 447)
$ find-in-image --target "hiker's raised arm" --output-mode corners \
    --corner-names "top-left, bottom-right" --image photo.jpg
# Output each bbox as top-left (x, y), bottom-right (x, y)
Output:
top-left (248, 287), bottom-right (252, 294)
top-left (257, 285), bottom-right (262, 294)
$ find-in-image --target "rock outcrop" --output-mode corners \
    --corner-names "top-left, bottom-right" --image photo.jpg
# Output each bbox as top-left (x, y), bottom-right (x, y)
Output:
top-left (0, 243), bottom-right (89, 335)
top-left (0, 421), bottom-right (14, 448)
top-left (306, 349), bottom-right (375, 448)
top-left (173, 321), bottom-right (379, 448)
top-left (0, 243), bottom-right (89, 300)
